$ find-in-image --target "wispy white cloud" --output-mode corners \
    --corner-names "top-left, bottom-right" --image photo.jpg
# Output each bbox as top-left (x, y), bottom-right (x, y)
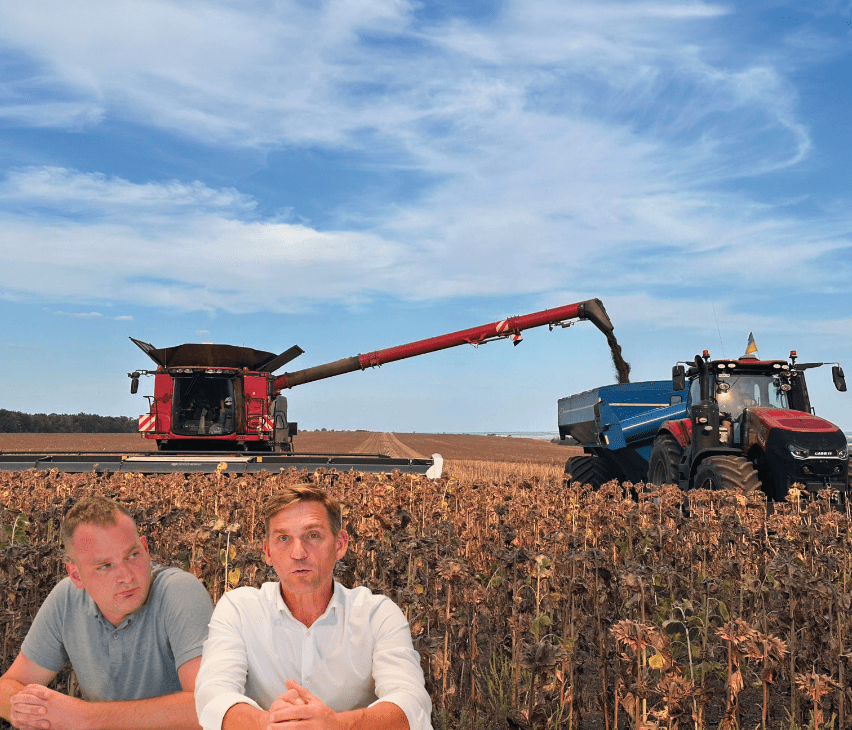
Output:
top-left (0, 102), bottom-right (104, 129)
top-left (0, 167), bottom-right (255, 215)
top-left (53, 310), bottom-right (103, 318)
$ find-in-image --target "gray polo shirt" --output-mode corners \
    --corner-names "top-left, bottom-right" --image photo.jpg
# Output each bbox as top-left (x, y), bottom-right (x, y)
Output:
top-left (21, 564), bottom-right (213, 702)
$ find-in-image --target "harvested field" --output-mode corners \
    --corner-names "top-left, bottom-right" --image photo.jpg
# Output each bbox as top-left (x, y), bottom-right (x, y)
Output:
top-left (0, 431), bottom-right (579, 465)
top-left (2, 460), bottom-right (850, 729)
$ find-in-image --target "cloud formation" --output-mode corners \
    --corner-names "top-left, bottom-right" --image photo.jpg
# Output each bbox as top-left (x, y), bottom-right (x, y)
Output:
top-left (0, 0), bottom-right (850, 325)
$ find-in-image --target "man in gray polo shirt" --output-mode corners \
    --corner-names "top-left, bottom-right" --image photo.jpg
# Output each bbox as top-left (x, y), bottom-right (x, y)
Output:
top-left (0, 496), bottom-right (213, 730)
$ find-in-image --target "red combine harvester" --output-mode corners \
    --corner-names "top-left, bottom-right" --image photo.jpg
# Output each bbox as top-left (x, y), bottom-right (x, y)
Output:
top-left (0, 299), bottom-right (618, 476)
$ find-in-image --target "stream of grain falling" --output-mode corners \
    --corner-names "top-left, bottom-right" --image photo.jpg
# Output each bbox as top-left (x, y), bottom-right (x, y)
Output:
top-left (604, 329), bottom-right (631, 384)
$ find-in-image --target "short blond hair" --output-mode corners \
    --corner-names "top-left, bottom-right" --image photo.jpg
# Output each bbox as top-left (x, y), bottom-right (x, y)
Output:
top-left (61, 496), bottom-right (134, 557)
top-left (264, 485), bottom-right (342, 537)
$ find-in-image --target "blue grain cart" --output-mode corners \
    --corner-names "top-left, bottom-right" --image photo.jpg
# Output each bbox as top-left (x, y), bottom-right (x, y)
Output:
top-left (557, 380), bottom-right (686, 487)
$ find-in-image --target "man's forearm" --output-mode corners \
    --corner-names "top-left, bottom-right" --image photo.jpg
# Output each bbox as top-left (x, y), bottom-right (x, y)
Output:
top-left (0, 676), bottom-right (26, 723)
top-left (221, 701), bottom-right (268, 730)
top-left (76, 690), bottom-right (201, 730)
top-left (337, 701), bottom-right (409, 730)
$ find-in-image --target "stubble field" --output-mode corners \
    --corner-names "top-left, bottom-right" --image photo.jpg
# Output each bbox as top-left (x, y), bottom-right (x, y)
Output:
top-left (1, 433), bottom-right (850, 730)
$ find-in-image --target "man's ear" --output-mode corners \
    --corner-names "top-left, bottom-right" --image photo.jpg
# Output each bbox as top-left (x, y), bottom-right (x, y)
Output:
top-left (335, 530), bottom-right (349, 560)
top-left (66, 561), bottom-right (85, 590)
top-left (262, 538), bottom-right (273, 566)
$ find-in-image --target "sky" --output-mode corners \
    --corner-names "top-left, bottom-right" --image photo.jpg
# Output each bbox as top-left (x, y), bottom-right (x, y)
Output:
top-left (1, 0), bottom-right (851, 434)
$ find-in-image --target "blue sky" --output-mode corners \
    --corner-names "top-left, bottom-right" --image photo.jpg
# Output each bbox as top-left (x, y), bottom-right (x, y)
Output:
top-left (1, 0), bottom-right (851, 433)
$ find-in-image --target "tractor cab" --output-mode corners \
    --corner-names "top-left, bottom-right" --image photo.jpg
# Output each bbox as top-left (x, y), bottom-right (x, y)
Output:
top-left (684, 358), bottom-right (798, 446)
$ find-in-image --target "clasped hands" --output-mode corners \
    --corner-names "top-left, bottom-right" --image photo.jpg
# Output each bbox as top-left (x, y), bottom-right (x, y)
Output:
top-left (9, 685), bottom-right (82, 730)
top-left (266, 679), bottom-right (340, 729)
top-left (11, 679), bottom-right (340, 730)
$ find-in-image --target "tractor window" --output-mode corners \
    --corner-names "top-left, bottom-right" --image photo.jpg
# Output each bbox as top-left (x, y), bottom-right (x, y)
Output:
top-left (688, 378), bottom-right (701, 408)
top-left (173, 375), bottom-right (236, 436)
top-left (716, 373), bottom-right (788, 419)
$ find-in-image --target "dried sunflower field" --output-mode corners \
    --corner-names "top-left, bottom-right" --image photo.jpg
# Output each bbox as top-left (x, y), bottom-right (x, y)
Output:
top-left (1, 466), bottom-right (851, 730)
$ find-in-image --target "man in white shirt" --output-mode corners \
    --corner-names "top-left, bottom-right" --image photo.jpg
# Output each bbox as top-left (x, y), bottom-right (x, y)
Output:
top-left (194, 485), bottom-right (432, 730)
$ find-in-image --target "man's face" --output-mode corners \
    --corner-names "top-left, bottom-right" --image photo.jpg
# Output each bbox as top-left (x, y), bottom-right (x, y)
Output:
top-left (263, 501), bottom-right (348, 600)
top-left (65, 512), bottom-right (152, 627)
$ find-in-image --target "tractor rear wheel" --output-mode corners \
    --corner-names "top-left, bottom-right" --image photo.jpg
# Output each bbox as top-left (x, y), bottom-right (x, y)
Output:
top-left (564, 455), bottom-right (618, 489)
top-left (693, 455), bottom-right (762, 494)
top-left (648, 435), bottom-right (682, 486)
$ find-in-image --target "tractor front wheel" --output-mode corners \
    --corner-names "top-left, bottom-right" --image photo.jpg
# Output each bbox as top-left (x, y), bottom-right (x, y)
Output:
top-left (693, 455), bottom-right (762, 494)
top-left (648, 435), bottom-right (682, 486)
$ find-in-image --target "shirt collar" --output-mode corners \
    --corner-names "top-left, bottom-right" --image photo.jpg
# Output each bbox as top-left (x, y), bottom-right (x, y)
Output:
top-left (269, 580), bottom-right (342, 627)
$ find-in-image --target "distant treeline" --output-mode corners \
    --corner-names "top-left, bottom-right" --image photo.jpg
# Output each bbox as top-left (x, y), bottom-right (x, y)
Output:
top-left (0, 410), bottom-right (137, 433)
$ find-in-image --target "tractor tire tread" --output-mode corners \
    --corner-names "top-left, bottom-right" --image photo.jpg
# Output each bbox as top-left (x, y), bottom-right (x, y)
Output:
top-left (694, 455), bottom-right (762, 494)
top-left (648, 434), bottom-right (682, 486)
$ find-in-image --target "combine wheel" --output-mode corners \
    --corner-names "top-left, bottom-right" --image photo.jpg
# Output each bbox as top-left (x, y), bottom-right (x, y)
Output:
top-left (693, 456), bottom-right (762, 494)
top-left (648, 435), bottom-right (682, 486)
top-left (564, 455), bottom-right (617, 489)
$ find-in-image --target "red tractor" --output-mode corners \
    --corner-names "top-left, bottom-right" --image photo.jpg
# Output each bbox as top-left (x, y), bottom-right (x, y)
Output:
top-left (649, 349), bottom-right (848, 499)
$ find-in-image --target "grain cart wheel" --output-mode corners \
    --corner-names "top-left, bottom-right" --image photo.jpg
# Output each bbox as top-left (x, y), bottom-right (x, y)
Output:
top-left (564, 455), bottom-right (617, 489)
top-left (693, 455), bottom-right (761, 494)
top-left (648, 435), bottom-right (683, 486)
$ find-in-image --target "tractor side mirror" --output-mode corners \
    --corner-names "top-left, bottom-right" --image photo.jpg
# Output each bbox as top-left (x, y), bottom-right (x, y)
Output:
top-left (672, 365), bottom-right (686, 391)
top-left (832, 365), bottom-right (847, 392)
top-left (129, 372), bottom-right (140, 394)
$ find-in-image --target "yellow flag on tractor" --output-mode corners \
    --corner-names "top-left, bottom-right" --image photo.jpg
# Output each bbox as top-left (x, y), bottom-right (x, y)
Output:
top-left (743, 332), bottom-right (759, 359)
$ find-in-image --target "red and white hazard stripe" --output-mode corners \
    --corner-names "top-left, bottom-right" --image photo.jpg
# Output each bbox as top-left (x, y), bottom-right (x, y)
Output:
top-left (261, 416), bottom-right (274, 432)
top-left (139, 414), bottom-right (156, 432)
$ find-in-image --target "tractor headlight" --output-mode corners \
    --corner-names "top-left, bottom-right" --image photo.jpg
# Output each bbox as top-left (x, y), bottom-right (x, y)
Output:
top-left (839, 448), bottom-right (849, 460)
top-left (787, 443), bottom-right (808, 460)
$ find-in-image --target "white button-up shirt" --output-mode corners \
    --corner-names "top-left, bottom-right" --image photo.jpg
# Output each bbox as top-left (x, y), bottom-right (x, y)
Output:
top-left (195, 581), bottom-right (432, 730)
